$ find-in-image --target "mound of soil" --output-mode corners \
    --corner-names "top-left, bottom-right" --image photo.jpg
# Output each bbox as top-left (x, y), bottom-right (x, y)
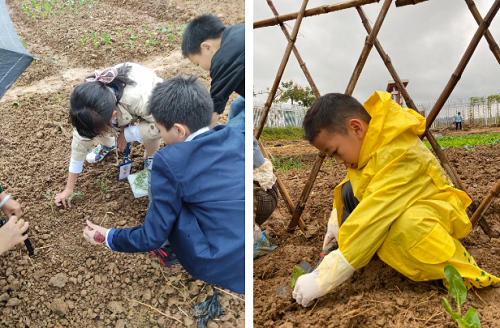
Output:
top-left (0, 0), bottom-right (244, 326)
top-left (255, 143), bottom-right (500, 327)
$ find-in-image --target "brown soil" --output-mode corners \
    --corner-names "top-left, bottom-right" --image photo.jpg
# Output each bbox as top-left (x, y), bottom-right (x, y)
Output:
top-left (1, 0), bottom-right (244, 327)
top-left (254, 143), bottom-right (500, 327)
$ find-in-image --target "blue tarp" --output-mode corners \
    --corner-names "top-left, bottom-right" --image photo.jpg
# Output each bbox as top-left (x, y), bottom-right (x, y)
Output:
top-left (0, 0), bottom-right (33, 99)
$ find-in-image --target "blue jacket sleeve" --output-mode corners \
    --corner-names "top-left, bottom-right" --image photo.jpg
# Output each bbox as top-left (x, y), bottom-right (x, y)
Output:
top-left (108, 151), bottom-right (182, 252)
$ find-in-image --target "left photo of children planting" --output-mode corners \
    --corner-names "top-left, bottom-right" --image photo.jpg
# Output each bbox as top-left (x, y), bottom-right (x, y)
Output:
top-left (0, 0), bottom-right (245, 326)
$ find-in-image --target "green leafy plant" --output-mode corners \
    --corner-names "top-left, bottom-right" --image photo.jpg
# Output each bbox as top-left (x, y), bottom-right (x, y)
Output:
top-left (422, 133), bottom-right (500, 149)
top-left (43, 190), bottom-right (56, 214)
top-left (79, 36), bottom-right (86, 46)
top-left (442, 265), bottom-right (481, 328)
top-left (91, 33), bottom-right (100, 47)
top-left (68, 191), bottom-right (84, 204)
top-left (101, 33), bottom-right (112, 46)
top-left (18, 37), bottom-right (28, 48)
top-left (55, 94), bottom-right (65, 105)
top-left (128, 40), bottom-right (134, 49)
top-left (290, 265), bottom-right (306, 288)
top-left (272, 155), bottom-right (302, 171)
top-left (98, 173), bottom-right (110, 193)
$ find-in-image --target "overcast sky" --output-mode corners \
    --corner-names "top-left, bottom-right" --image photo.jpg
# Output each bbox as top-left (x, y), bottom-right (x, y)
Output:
top-left (253, 0), bottom-right (500, 108)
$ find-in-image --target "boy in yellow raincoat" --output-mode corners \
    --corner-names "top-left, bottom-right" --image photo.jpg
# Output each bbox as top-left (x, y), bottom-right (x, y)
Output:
top-left (292, 91), bottom-right (499, 307)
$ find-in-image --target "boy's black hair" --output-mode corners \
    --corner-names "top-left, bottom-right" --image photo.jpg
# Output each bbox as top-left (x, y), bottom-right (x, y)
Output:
top-left (181, 15), bottom-right (226, 57)
top-left (303, 93), bottom-right (371, 142)
top-left (147, 75), bottom-right (212, 132)
top-left (70, 64), bottom-right (136, 139)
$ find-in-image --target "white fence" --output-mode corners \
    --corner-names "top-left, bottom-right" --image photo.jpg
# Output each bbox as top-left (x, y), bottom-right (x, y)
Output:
top-left (418, 98), bottom-right (500, 129)
top-left (253, 101), bottom-right (307, 128)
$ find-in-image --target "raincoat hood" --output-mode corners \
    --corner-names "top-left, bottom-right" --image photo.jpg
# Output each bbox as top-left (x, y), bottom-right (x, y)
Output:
top-left (357, 91), bottom-right (426, 169)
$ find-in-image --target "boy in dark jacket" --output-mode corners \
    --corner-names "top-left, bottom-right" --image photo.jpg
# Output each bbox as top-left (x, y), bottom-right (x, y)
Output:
top-left (182, 14), bottom-right (245, 132)
top-left (83, 75), bottom-right (245, 294)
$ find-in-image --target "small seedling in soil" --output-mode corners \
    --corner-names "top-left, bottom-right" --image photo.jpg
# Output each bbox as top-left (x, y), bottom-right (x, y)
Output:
top-left (129, 40), bottom-right (134, 49)
top-left (55, 94), bottom-right (65, 105)
top-left (79, 36), bottom-right (86, 46)
top-left (43, 190), bottom-right (56, 214)
top-left (92, 33), bottom-right (100, 47)
top-left (18, 37), bottom-right (28, 48)
top-left (101, 33), bottom-right (112, 46)
top-left (68, 191), bottom-right (84, 204)
top-left (290, 265), bottom-right (306, 288)
top-left (442, 265), bottom-right (481, 328)
top-left (12, 102), bottom-right (19, 106)
top-left (98, 173), bottom-right (110, 193)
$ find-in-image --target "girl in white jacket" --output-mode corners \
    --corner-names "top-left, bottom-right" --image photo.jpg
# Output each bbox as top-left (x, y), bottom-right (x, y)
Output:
top-left (55, 63), bottom-right (162, 208)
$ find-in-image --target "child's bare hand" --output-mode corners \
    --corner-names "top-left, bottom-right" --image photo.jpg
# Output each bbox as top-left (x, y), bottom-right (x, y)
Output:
top-left (0, 193), bottom-right (22, 219)
top-left (0, 216), bottom-right (29, 255)
top-left (117, 132), bottom-right (127, 152)
top-left (54, 188), bottom-right (73, 209)
top-left (83, 220), bottom-right (109, 245)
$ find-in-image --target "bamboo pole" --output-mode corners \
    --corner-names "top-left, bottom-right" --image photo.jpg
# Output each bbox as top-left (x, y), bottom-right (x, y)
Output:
top-left (288, 0), bottom-right (393, 231)
top-left (266, 0), bottom-right (321, 231)
top-left (288, 152), bottom-right (327, 230)
top-left (395, 0), bottom-right (429, 7)
top-left (257, 139), bottom-right (307, 231)
top-left (254, 0), bottom-right (310, 140)
top-left (425, 0), bottom-right (500, 128)
top-left (356, 6), bottom-right (493, 236)
top-left (254, 0), bottom-right (380, 29)
top-left (345, 0), bottom-right (392, 95)
top-left (266, 0), bottom-right (321, 98)
top-left (464, 0), bottom-right (500, 65)
top-left (470, 178), bottom-right (500, 230)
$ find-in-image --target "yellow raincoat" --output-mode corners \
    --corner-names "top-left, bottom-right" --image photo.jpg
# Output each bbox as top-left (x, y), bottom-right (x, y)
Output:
top-left (334, 91), bottom-right (498, 288)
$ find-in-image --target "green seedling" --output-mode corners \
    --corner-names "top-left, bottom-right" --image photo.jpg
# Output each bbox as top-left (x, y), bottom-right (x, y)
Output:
top-left (130, 35), bottom-right (138, 41)
top-left (442, 265), bottom-right (481, 328)
top-left (290, 265), bottom-right (306, 288)
top-left (98, 173), bottom-right (110, 193)
top-left (177, 24), bottom-right (186, 36)
top-left (126, 28), bottom-right (131, 33)
top-left (55, 94), bottom-right (65, 105)
top-left (18, 37), bottom-right (28, 48)
top-left (12, 102), bottom-right (19, 106)
top-left (68, 191), bottom-right (84, 204)
top-left (43, 190), bottom-right (56, 214)
top-left (142, 26), bottom-right (153, 37)
top-left (92, 33), bottom-right (100, 47)
top-left (79, 36), bottom-right (86, 46)
top-left (129, 40), bottom-right (134, 49)
top-left (101, 33), bottom-right (112, 46)
top-left (116, 30), bottom-right (120, 35)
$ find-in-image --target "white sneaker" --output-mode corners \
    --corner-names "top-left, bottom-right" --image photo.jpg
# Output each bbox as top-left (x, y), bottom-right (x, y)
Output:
top-left (86, 143), bottom-right (116, 163)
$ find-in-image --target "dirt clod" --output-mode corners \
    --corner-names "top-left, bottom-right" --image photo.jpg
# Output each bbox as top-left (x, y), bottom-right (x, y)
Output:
top-left (49, 273), bottom-right (69, 288)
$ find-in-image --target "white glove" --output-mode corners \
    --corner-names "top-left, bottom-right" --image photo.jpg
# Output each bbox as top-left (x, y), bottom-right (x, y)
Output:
top-left (293, 249), bottom-right (355, 307)
top-left (323, 208), bottom-right (339, 250)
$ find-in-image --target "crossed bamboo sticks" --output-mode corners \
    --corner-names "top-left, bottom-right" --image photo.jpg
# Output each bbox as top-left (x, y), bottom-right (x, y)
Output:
top-left (254, 0), bottom-right (500, 237)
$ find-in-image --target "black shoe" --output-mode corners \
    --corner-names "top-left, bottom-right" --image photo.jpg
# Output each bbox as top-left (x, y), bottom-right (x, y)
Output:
top-left (150, 245), bottom-right (180, 268)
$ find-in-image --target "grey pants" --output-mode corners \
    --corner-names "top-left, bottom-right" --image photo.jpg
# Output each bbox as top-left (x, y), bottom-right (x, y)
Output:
top-left (341, 181), bottom-right (359, 226)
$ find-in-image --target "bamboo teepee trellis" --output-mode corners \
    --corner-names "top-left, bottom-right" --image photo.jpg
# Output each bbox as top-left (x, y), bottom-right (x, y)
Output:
top-left (254, 0), bottom-right (500, 237)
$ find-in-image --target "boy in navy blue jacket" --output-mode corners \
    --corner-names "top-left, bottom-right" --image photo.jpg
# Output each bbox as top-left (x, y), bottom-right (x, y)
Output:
top-left (182, 15), bottom-right (245, 132)
top-left (83, 75), bottom-right (245, 294)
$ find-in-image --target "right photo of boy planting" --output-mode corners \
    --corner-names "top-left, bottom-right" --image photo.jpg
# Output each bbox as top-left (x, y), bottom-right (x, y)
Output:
top-left (253, 0), bottom-right (500, 326)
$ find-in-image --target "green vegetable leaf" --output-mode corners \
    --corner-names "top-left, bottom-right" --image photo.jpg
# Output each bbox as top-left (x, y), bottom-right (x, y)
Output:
top-left (464, 308), bottom-right (481, 327)
top-left (442, 297), bottom-right (454, 317)
top-left (290, 265), bottom-right (306, 289)
top-left (444, 265), bottom-right (468, 308)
